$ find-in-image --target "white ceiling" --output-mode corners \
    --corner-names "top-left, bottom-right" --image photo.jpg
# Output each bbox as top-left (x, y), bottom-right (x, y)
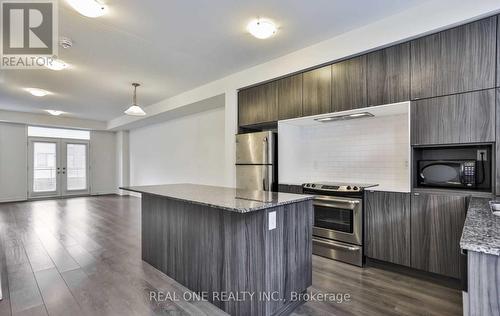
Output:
top-left (0, 0), bottom-right (424, 121)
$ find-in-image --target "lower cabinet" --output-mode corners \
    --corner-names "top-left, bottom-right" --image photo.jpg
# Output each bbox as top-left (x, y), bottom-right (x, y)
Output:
top-left (364, 191), bottom-right (411, 266)
top-left (365, 191), bottom-right (468, 279)
top-left (410, 193), bottom-right (467, 279)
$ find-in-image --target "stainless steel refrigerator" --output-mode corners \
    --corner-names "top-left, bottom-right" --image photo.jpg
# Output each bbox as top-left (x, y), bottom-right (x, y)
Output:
top-left (235, 131), bottom-right (276, 191)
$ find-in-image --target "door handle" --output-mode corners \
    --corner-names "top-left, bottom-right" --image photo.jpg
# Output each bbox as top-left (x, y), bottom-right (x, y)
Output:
top-left (263, 137), bottom-right (268, 164)
top-left (314, 238), bottom-right (360, 251)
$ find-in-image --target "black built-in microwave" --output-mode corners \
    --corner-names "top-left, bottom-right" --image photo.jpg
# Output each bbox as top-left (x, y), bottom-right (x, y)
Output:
top-left (417, 160), bottom-right (477, 189)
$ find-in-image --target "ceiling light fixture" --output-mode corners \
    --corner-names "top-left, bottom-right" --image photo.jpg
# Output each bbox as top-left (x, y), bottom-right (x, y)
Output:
top-left (125, 83), bottom-right (146, 116)
top-left (66, 0), bottom-right (107, 18)
top-left (315, 112), bottom-right (374, 122)
top-left (247, 18), bottom-right (277, 39)
top-left (46, 110), bottom-right (64, 116)
top-left (25, 88), bottom-right (51, 97)
top-left (46, 58), bottom-right (68, 71)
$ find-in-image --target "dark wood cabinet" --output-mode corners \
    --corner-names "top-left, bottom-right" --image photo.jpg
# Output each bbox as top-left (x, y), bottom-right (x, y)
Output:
top-left (302, 66), bottom-right (331, 116)
top-left (411, 89), bottom-right (495, 145)
top-left (497, 16), bottom-right (500, 87)
top-left (238, 82), bottom-right (278, 126)
top-left (278, 74), bottom-right (303, 120)
top-left (331, 56), bottom-right (367, 111)
top-left (497, 89), bottom-right (500, 196)
top-left (365, 191), bottom-right (411, 266)
top-left (277, 184), bottom-right (303, 194)
top-left (410, 193), bottom-right (467, 279)
top-left (410, 16), bottom-right (497, 99)
top-left (366, 43), bottom-right (410, 106)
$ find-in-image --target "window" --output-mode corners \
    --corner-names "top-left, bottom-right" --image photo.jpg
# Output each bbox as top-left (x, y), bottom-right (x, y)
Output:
top-left (28, 126), bottom-right (90, 140)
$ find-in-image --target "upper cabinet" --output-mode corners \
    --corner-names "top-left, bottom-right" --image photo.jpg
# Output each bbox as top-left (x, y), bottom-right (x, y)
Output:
top-left (278, 74), bottom-right (303, 120)
top-left (411, 89), bottom-right (495, 145)
top-left (238, 81), bottom-right (278, 127)
top-left (302, 66), bottom-right (331, 116)
top-left (366, 43), bottom-right (410, 106)
top-left (331, 56), bottom-right (367, 111)
top-left (410, 16), bottom-right (497, 99)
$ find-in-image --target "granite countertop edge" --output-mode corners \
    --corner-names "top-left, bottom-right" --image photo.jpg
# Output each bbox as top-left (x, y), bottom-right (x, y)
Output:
top-left (120, 185), bottom-right (315, 213)
top-left (460, 197), bottom-right (500, 256)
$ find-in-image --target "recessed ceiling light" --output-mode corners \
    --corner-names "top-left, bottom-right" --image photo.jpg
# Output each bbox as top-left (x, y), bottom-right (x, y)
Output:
top-left (46, 110), bottom-right (64, 116)
top-left (247, 18), bottom-right (277, 39)
top-left (66, 0), bottom-right (107, 18)
top-left (25, 88), bottom-right (51, 97)
top-left (45, 58), bottom-right (68, 71)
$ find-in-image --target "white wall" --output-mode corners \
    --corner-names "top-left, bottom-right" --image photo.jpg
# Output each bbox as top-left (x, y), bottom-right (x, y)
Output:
top-left (0, 123), bottom-right (27, 202)
top-left (129, 106), bottom-right (226, 187)
top-left (90, 131), bottom-right (117, 195)
top-left (116, 130), bottom-right (130, 195)
top-left (279, 113), bottom-right (410, 192)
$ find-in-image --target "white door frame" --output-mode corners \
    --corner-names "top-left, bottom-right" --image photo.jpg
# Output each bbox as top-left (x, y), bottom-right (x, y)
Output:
top-left (28, 137), bottom-right (90, 199)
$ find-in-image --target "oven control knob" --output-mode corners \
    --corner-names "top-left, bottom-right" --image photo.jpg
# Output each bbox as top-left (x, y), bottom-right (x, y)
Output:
top-left (353, 186), bottom-right (358, 191)
top-left (346, 186), bottom-right (351, 190)
top-left (311, 184), bottom-right (316, 188)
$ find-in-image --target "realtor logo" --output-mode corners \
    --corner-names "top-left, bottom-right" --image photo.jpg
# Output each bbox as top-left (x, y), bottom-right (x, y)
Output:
top-left (1, 0), bottom-right (58, 69)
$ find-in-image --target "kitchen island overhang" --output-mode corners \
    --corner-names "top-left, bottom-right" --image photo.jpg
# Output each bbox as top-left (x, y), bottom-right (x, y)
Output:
top-left (120, 184), bottom-right (315, 316)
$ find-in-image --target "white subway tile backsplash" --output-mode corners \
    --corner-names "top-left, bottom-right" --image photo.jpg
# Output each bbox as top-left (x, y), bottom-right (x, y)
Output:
top-left (278, 114), bottom-right (410, 191)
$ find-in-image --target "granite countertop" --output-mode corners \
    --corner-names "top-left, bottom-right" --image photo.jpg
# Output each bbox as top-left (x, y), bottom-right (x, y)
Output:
top-left (120, 183), bottom-right (314, 213)
top-left (460, 197), bottom-right (500, 256)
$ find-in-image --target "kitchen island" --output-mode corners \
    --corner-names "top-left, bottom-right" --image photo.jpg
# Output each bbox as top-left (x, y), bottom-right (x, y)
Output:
top-left (121, 184), bottom-right (314, 316)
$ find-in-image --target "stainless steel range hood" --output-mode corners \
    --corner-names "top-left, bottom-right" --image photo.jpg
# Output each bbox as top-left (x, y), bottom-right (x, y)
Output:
top-left (314, 112), bottom-right (374, 122)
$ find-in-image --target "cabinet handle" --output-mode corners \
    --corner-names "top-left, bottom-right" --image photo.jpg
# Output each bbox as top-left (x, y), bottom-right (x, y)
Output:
top-left (414, 193), bottom-right (420, 196)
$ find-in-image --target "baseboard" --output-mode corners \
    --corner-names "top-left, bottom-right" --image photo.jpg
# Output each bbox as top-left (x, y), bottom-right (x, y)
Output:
top-left (0, 196), bottom-right (27, 203)
top-left (365, 258), bottom-right (462, 289)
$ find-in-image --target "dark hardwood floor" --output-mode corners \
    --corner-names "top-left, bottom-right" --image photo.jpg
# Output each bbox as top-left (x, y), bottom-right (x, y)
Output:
top-left (0, 196), bottom-right (462, 316)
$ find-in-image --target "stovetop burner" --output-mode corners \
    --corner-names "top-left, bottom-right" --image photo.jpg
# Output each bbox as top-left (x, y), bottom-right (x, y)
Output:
top-left (302, 182), bottom-right (378, 193)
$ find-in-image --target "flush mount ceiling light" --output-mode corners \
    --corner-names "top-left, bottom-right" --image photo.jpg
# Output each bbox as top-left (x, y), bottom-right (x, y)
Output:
top-left (46, 110), bottom-right (64, 116)
top-left (45, 58), bottom-right (68, 71)
top-left (247, 18), bottom-right (277, 39)
top-left (25, 88), bottom-right (51, 97)
top-left (124, 83), bottom-right (146, 116)
top-left (66, 0), bottom-right (107, 18)
top-left (315, 112), bottom-right (374, 122)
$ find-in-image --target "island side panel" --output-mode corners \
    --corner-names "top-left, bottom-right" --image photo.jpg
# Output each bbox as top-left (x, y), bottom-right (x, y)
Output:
top-left (467, 251), bottom-right (500, 316)
top-left (142, 193), bottom-right (225, 299)
top-left (265, 200), bottom-right (314, 316)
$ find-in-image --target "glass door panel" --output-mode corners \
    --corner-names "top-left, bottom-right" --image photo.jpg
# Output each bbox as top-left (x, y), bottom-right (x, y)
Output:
top-left (29, 140), bottom-right (60, 197)
top-left (33, 142), bottom-right (57, 192)
top-left (65, 143), bottom-right (88, 192)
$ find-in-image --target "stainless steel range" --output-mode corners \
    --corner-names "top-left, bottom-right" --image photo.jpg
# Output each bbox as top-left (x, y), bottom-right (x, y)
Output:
top-left (302, 182), bottom-right (378, 266)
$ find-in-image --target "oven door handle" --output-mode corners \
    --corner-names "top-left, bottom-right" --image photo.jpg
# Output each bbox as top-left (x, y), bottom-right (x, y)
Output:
top-left (313, 199), bottom-right (360, 210)
top-left (314, 238), bottom-right (361, 251)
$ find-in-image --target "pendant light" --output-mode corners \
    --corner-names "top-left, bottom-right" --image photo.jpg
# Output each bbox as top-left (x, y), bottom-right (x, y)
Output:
top-left (125, 83), bottom-right (146, 116)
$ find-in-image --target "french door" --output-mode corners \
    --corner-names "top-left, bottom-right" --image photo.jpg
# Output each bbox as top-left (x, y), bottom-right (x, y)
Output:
top-left (28, 137), bottom-right (89, 198)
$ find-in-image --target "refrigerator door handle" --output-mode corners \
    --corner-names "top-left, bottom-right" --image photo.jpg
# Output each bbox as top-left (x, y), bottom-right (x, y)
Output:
top-left (263, 136), bottom-right (268, 164)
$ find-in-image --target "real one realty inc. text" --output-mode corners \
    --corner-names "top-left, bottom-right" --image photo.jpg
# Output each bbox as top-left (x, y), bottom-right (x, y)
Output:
top-left (149, 291), bottom-right (351, 304)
